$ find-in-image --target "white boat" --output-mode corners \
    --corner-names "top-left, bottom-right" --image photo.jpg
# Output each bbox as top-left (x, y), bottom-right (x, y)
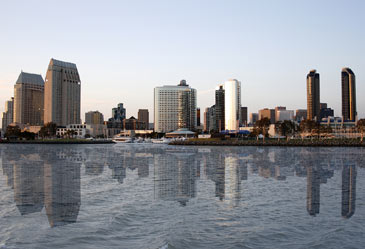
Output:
top-left (151, 138), bottom-right (171, 144)
top-left (112, 135), bottom-right (133, 143)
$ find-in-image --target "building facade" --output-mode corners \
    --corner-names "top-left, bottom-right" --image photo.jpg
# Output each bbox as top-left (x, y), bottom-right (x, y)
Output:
top-left (240, 107), bottom-right (248, 127)
top-left (224, 79), bottom-right (241, 131)
top-left (154, 80), bottom-right (197, 133)
top-left (341, 68), bottom-right (356, 121)
top-left (137, 109), bottom-right (149, 129)
top-left (85, 111), bottom-right (104, 125)
top-left (1, 97), bottom-right (14, 132)
top-left (44, 59), bottom-right (81, 126)
top-left (259, 108), bottom-right (275, 124)
top-left (14, 72), bottom-right (44, 126)
top-left (178, 85), bottom-right (197, 130)
top-left (249, 113), bottom-right (259, 125)
top-left (295, 109), bottom-right (307, 122)
top-left (276, 110), bottom-right (294, 122)
top-left (307, 69), bottom-right (320, 121)
top-left (215, 85), bottom-right (225, 131)
top-left (275, 106), bottom-right (286, 123)
top-left (204, 105), bottom-right (216, 132)
top-left (111, 103), bottom-right (126, 122)
top-left (319, 103), bottom-right (334, 120)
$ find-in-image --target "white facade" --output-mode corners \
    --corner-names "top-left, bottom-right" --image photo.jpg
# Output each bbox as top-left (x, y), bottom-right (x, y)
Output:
top-left (276, 110), bottom-right (294, 122)
top-left (154, 84), bottom-right (197, 133)
top-left (223, 79), bottom-right (241, 131)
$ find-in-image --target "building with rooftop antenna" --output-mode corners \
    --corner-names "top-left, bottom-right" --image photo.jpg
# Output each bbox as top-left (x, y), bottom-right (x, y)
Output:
top-left (44, 59), bottom-right (81, 126)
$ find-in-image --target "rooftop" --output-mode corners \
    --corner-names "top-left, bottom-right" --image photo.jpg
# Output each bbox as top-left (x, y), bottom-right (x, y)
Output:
top-left (16, 72), bottom-right (44, 85)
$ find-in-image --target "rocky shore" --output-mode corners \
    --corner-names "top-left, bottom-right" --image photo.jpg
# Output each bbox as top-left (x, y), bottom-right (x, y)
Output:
top-left (170, 138), bottom-right (365, 147)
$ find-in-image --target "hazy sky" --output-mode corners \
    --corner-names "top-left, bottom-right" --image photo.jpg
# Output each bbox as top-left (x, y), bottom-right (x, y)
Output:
top-left (0, 0), bottom-right (364, 123)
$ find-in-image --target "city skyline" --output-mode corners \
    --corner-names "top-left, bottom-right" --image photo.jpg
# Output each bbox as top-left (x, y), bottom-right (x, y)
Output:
top-left (0, 1), bottom-right (364, 122)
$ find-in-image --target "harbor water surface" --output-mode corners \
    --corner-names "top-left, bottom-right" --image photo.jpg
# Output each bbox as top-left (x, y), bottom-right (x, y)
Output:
top-left (0, 144), bottom-right (364, 249)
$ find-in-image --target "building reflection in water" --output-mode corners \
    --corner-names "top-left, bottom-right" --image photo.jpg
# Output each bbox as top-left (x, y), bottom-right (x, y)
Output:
top-left (44, 154), bottom-right (81, 227)
top-left (306, 165), bottom-right (320, 216)
top-left (341, 164), bottom-right (356, 219)
top-left (0, 146), bottom-right (81, 228)
top-left (154, 149), bottom-right (197, 206)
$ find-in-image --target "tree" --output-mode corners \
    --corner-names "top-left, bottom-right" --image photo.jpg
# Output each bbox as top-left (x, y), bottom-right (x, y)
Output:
top-left (357, 119), bottom-right (365, 142)
top-left (254, 118), bottom-right (271, 140)
top-left (5, 125), bottom-right (21, 139)
top-left (39, 122), bottom-right (57, 138)
top-left (20, 131), bottom-right (36, 140)
top-left (299, 119), bottom-right (316, 139)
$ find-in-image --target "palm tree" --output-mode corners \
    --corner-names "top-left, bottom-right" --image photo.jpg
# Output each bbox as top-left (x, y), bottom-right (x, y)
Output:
top-left (357, 119), bottom-right (365, 142)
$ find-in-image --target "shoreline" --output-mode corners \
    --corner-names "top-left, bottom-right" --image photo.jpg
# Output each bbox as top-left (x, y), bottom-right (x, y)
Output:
top-left (170, 139), bottom-right (365, 147)
top-left (0, 140), bottom-right (115, 144)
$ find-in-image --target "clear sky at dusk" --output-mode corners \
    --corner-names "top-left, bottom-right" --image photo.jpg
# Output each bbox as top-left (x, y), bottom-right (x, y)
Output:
top-left (0, 0), bottom-right (364, 123)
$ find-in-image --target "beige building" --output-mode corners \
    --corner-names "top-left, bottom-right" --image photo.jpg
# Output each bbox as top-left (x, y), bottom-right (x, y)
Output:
top-left (2, 97), bottom-right (14, 132)
top-left (85, 111), bottom-right (104, 125)
top-left (259, 108), bottom-right (275, 124)
top-left (44, 59), bottom-right (81, 126)
top-left (14, 72), bottom-right (44, 126)
top-left (138, 109), bottom-right (149, 129)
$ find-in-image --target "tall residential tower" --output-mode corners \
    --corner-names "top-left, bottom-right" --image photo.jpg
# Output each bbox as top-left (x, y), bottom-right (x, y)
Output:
top-left (154, 80), bottom-right (197, 133)
top-left (44, 59), bottom-right (81, 126)
top-left (306, 70), bottom-right (320, 121)
top-left (14, 72), bottom-right (44, 126)
top-left (341, 68), bottom-right (356, 121)
top-left (224, 79), bottom-right (241, 131)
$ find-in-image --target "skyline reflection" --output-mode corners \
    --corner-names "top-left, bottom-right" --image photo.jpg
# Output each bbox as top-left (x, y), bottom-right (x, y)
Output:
top-left (0, 145), bottom-right (363, 227)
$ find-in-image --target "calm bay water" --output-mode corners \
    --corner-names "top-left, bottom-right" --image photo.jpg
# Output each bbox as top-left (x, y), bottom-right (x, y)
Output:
top-left (0, 144), bottom-right (364, 249)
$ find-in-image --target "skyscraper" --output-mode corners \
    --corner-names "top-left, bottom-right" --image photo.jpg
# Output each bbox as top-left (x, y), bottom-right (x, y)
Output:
top-left (240, 107), bottom-right (248, 127)
top-left (178, 86), bottom-right (197, 130)
top-left (204, 105), bottom-right (216, 132)
top-left (341, 68), bottom-right (356, 121)
top-left (44, 59), bottom-right (81, 126)
top-left (138, 109), bottom-right (149, 129)
top-left (14, 72), bottom-right (44, 126)
top-left (1, 97), bottom-right (14, 132)
top-left (196, 108), bottom-right (201, 126)
top-left (154, 80), bottom-right (197, 133)
top-left (85, 111), bottom-right (104, 125)
top-left (224, 79), bottom-right (241, 131)
top-left (111, 103), bottom-right (126, 122)
top-left (306, 69), bottom-right (320, 121)
top-left (215, 85), bottom-right (225, 131)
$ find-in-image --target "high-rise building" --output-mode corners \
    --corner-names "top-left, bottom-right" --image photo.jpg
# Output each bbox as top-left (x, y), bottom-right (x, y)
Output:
top-left (259, 108), bottom-right (275, 124)
top-left (44, 59), bottom-right (81, 126)
top-left (154, 80), bottom-right (197, 133)
top-left (307, 69), bottom-right (320, 121)
top-left (111, 103), bottom-right (126, 122)
top-left (341, 68), bottom-right (356, 121)
top-left (204, 105), bottom-right (216, 132)
top-left (249, 113), bottom-right (259, 125)
top-left (295, 109), bottom-right (307, 122)
top-left (85, 111), bottom-right (104, 125)
top-left (138, 109), bottom-right (149, 129)
top-left (13, 72), bottom-right (44, 126)
top-left (223, 79), bottom-right (241, 131)
top-left (215, 85), bottom-right (225, 131)
top-left (196, 108), bottom-right (201, 126)
top-left (240, 107), bottom-right (248, 127)
top-left (178, 86), bottom-right (197, 130)
top-left (1, 97), bottom-right (14, 132)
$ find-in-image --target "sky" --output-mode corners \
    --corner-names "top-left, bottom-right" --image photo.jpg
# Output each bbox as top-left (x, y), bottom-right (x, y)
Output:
top-left (0, 0), bottom-right (364, 124)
